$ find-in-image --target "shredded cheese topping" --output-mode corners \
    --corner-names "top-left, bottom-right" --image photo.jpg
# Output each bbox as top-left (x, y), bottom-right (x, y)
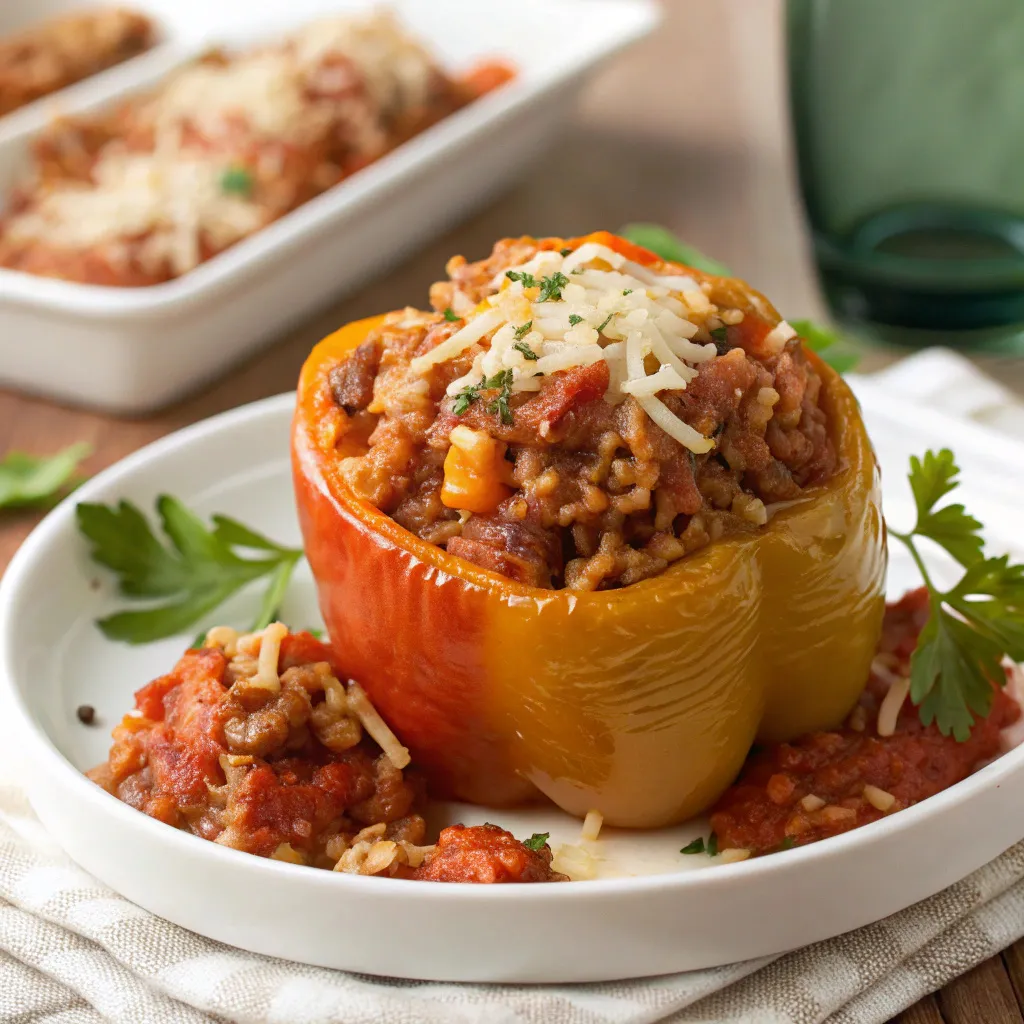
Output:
top-left (347, 680), bottom-right (411, 770)
top-left (4, 11), bottom-right (443, 276)
top-left (410, 243), bottom-right (735, 454)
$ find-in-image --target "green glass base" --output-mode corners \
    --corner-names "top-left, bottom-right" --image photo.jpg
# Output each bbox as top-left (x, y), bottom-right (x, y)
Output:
top-left (814, 202), bottom-right (1024, 351)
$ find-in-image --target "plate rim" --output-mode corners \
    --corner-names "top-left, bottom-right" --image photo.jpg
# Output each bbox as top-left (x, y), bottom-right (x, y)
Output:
top-left (2, 385), bottom-right (1023, 905)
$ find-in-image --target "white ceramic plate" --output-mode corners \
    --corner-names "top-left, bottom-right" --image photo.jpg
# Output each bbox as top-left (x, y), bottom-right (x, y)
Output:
top-left (1, 377), bottom-right (1023, 983)
top-left (0, 0), bottom-right (658, 413)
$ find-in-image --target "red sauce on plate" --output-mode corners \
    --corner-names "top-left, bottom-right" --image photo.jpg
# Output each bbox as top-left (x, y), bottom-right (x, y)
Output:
top-left (710, 588), bottom-right (1021, 855)
top-left (411, 823), bottom-right (566, 883)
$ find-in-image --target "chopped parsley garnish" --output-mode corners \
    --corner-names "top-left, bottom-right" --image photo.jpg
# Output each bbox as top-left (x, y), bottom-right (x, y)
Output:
top-left (487, 369), bottom-right (515, 425)
top-left (568, 314), bottom-right (584, 326)
top-left (680, 837), bottom-right (705, 855)
top-left (452, 381), bottom-right (481, 416)
top-left (560, 247), bottom-right (573, 257)
top-left (596, 312), bottom-right (616, 334)
top-left (514, 341), bottom-right (539, 361)
top-left (773, 836), bottom-right (796, 852)
top-left (623, 288), bottom-right (633, 295)
top-left (307, 626), bottom-right (324, 639)
top-left (0, 443), bottom-right (90, 509)
top-left (76, 498), bottom-right (304, 644)
top-left (443, 307), bottom-right (460, 322)
top-left (706, 832), bottom-right (719, 857)
top-left (220, 166), bottom-right (253, 197)
top-left (710, 326), bottom-right (728, 342)
top-left (537, 271), bottom-right (570, 303)
top-left (891, 449), bottom-right (1024, 740)
top-left (513, 321), bottom-right (533, 340)
top-left (523, 832), bottom-right (550, 851)
top-left (505, 270), bottom-right (538, 288)
top-left (452, 369), bottom-right (516, 425)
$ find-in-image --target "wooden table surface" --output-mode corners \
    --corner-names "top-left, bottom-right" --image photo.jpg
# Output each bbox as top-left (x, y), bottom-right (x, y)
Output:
top-left (1, 2), bottom-right (1022, 1020)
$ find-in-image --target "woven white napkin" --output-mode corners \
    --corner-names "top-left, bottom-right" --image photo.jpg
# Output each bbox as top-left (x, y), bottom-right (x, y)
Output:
top-left (3, 348), bottom-right (1024, 1024)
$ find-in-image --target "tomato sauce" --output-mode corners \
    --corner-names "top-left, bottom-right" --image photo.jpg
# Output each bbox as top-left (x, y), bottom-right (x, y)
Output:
top-left (411, 824), bottom-right (566, 883)
top-left (710, 589), bottom-right (1021, 855)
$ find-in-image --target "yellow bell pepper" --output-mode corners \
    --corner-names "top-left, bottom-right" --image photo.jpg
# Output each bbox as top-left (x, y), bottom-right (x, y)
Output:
top-left (292, 232), bottom-right (887, 828)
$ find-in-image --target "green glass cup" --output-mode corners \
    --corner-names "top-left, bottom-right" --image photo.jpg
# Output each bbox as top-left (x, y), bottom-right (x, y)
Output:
top-left (787, 0), bottom-right (1024, 348)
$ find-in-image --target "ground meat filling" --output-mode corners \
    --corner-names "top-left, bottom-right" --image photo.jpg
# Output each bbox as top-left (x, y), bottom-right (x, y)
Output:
top-left (330, 237), bottom-right (838, 590)
top-left (87, 628), bottom-right (423, 869)
top-left (88, 627), bottom-right (564, 883)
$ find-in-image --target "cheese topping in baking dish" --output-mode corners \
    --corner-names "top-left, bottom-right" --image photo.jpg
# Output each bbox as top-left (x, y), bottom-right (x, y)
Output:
top-left (0, 10), bottom-right (513, 286)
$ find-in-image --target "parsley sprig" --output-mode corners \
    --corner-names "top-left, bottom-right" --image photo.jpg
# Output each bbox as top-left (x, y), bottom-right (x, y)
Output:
top-left (891, 449), bottom-right (1024, 740)
top-left (0, 443), bottom-right (91, 509)
top-left (452, 369), bottom-right (515, 425)
top-left (76, 497), bottom-right (303, 644)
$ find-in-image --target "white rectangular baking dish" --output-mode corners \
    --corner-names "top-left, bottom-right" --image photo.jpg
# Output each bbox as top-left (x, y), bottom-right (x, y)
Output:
top-left (0, 0), bottom-right (659, 414)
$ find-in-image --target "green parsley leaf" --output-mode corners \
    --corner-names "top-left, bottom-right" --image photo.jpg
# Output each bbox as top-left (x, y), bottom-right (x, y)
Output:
top-left (505, 270), bottom-right (538, 288)
top-left (537, 271), bottom-right (570, 303)
top-left (706, 832), bottom-right (719, 857)
top-left (710, 326), bottom-right (728, 342)
top-left (514, 341), bottom-right (539, 361)
top-left (596, 313), bottom-right (616, 334)
top-left (0, 443), bottom-right (91, 509)
top-left (788, 319), bottom-right (861, 373)
top-left (774, 836), bottom-right (796, 852)
top-left (890, 449), bottom-right (1024, 739)
top-left (220, 166), bottom-right (253, 197)
top-left (513, 321), bottom-right (533, 340)
top-left (76, 496), bottom-right (304, 644)
top-left (619, 223), bottom-right (731, 276)
top-left (903, 450), bottom-right (984, 567)
top-left (568, 314), bottom-right (584, 326)
top-left (623, 288), bottom-right (633, 295)
top-left (560, 247), bottom-right (573, 257)
top-left (617, 224), bottom-right (860, 372)
top-left (680, 837), bottom-right (705, 855)
top-left (306, 626), bottom-right (325, 639)
top-left (192, 629), bottom-right (207, 648)
top-left (443, 307), bottom-right (460, 322)
top-left (523, 832), bottom-right (550, 851)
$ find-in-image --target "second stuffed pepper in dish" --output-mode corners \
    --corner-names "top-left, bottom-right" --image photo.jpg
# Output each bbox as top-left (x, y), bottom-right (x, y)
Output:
top-left (293, 231), bottom-right (886, 828)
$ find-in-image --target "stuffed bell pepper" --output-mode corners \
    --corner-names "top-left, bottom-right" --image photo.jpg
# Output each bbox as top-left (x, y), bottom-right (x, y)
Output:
top-left (292, 231), bottom-right (886, 828)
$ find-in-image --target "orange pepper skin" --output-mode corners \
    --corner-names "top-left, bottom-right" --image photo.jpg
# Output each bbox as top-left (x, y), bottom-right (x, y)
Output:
top-left (292, 234), bottom-right (887, 827)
